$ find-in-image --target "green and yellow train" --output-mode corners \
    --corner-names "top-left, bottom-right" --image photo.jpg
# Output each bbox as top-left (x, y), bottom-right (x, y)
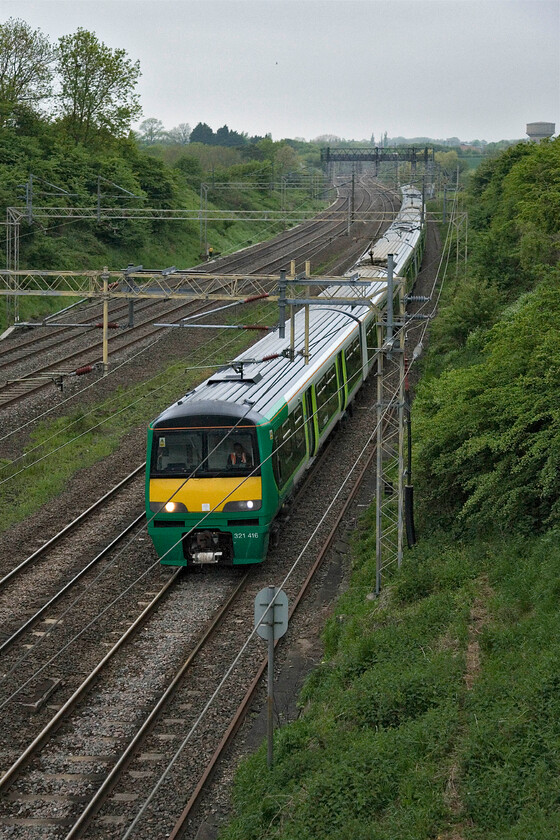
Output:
top-left (145, 186), bottom-right (424, 566)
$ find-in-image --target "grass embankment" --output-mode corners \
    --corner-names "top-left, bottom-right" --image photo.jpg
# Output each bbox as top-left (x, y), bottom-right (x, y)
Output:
top-left (0, 302), bottom-right (277, 532)
top-left (222, 530), bottom-right (560, 840)
top-left (219, 138), bottom-right (560, 838)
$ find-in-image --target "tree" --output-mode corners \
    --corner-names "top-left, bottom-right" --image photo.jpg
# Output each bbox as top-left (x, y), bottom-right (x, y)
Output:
top-left (275, 143), bottom-right (299, 175)
top-left (0, 18), bottom-right (54, 123)
top-left (312, 134), bottom-right (341, 144)
top-left (167, 122), bottom-right (191, 144)
top-left (190, 122), bottom-right (214, 145)
top-left (55, 28), bottom-right (141, 144)
top-left (138, 117), bottom-right (165, 144)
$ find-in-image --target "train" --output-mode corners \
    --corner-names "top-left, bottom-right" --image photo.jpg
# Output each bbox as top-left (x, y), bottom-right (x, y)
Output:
top-left (145, 185), bottom-right (425, 566)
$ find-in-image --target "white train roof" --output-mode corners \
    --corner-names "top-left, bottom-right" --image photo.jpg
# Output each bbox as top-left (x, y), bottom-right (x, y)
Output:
top-left (151, 185), bottom-right (423, 429)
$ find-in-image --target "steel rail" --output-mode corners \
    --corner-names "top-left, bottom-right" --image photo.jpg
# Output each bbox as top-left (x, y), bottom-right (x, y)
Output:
top-left (58, 415), bottom-right (349, 838)
top-left (0, 567), bottom-right (183, 793)
top-left (0, 293), bottom-right (244, 408)
top-left (62, 572), bottom-right (250, 840)
top-left (0, 298), bottom-right (160, 371)
top-left (0, 181), bottom-right (384, 406)
top-left (0, 509), bottom-right (146, 655)
top-left (0, 465), bottom-right (145, 590)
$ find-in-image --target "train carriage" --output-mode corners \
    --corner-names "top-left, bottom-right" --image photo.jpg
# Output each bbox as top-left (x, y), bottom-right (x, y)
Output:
top-left (145, 185), bottom-right (424, 566)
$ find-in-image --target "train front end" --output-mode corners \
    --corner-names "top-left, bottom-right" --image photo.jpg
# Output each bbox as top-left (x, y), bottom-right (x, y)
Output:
top-left (145, 400), bottom-right (276, 566)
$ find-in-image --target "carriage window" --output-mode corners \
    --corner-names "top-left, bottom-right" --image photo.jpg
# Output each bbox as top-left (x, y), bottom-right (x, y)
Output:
top-left (345, 337), bottom-right (363, 389)
top-left (366, 319), bottom-right (377, 361)
top-left (273, 405), bottom-right (306, 489)
top-left (316, 363), bottom-right (340, 433)
top-left (208, 431), bottom-right (254, 472)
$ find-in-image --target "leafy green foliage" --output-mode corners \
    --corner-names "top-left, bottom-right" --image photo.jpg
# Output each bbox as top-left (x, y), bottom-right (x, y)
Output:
top-left (0, 18), bottom-right (54, 122)
top-left (55, 27), bottom-right (141, 144)
top-left (415, 274), bottom-right (560, 534)
top-left (413, 138), bottom-right (560, 535)
top-left (458, 538), bottom-right (560, 839)
top-left (221, 529), bottom-right (560, 840)
top-left (468, 139), bottom-right (560, 292)
top-left (220, 537), bottom-right (480, 840)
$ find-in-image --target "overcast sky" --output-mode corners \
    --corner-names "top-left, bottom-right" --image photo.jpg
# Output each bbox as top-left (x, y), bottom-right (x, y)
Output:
top-left (3, 0), bottom-right (559, 142)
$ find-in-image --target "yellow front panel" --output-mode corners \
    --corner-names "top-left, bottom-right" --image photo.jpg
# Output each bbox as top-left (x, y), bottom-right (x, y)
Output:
top-left (150, 477), bottom-right (262, 512)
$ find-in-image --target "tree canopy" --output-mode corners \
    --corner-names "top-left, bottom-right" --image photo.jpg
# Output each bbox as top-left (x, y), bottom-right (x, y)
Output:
top-left (55, 27), bottom-right (141, 144)
top-left (0, 18), bottom-right (54, 124)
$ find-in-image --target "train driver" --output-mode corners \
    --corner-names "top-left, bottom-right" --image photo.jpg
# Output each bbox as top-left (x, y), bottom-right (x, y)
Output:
top-left (227, 442), bottom-right (251, 467)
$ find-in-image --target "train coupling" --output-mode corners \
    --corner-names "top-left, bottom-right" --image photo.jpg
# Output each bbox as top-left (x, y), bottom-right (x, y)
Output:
top-left (191, 549), bottom-right (223, 564)
top-left (186, 529), bottom-right (230, 564)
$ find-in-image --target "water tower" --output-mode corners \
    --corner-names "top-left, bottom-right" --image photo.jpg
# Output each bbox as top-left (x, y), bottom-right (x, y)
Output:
top-left (526, 122), bottom-right (555, 142)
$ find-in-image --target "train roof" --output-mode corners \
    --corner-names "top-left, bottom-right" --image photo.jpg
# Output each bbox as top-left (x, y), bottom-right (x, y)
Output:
top-left (150, 185), bottom-right (423, 431)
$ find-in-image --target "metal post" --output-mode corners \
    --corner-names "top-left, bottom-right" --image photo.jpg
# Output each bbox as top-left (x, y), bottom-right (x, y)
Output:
top-left (102, 267), bottom-right (109, 375)
top-left (375, 343), bottom-right (384, 597)
top-left (397, 286), bottom-right (405, 567)
top-left (386, 254), bottom-right (394, 345)
top-left (266, 586), bottom-right (275, 770)
top-left (443, 186), bottom-right (447, 224)
top-left (290, 304), bottom-right (295, 360)
top-left (278, 269), bottom-right (287, 339)
top-left (351, 170), bottom-right (355, 223)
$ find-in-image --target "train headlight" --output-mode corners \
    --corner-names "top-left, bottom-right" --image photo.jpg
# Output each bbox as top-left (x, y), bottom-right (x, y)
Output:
top-left (150, 501), bottom-right (188, 513)
top-left (222, 499), bottom-right (262, 512)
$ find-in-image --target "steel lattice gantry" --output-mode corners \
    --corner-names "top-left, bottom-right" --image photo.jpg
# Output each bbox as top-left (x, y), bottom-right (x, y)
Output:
top-left (321, 147), bottom-right (435, 185)
top-left (321, 146), bottom-right (434, 168)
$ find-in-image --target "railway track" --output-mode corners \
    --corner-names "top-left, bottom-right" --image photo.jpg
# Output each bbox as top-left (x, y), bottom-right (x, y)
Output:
top-left (0, 298), bottom-right (173, 371)
top-left (0, 290), bottom-right (269, 408)
top-left (0, 466), bottom-right (146, 652)
top-left (0, 366), bottom-right (385, 839)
